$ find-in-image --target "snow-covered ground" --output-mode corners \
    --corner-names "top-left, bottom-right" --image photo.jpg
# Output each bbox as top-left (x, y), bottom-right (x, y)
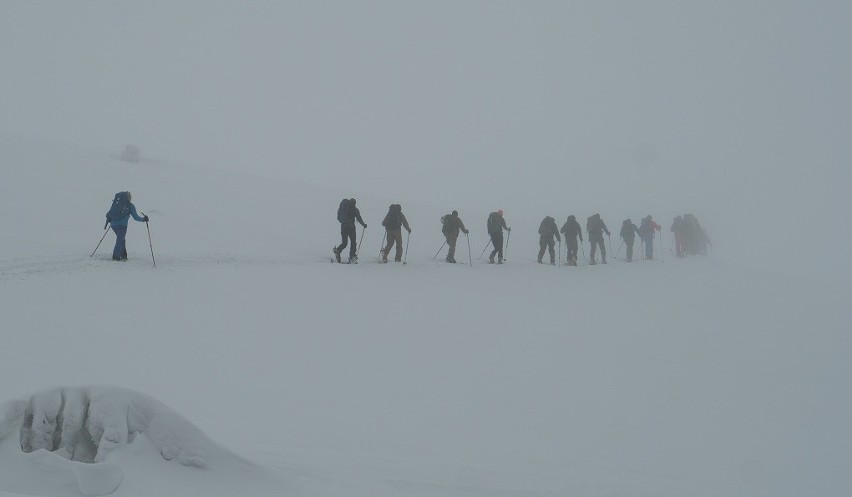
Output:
top-left (1, 138), bottom-right (850, 497)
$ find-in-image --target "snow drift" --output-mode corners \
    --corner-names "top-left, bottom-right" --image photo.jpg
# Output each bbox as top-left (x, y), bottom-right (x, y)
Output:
top-left (0, 387), bottom-right (265, 497)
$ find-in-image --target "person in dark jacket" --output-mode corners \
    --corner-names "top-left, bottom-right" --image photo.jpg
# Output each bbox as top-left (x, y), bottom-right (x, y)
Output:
top-left (586, 213), bottom-right (610, 264)
top-left (105, 191), bottom-right (148, 261)
top-left (441, 210), bottom-right (469, 263)
top-left (619, 219), bottom-right (639, 262)
top-left (487, 210), bottom-right (511, 264)
top-left (638, 215), bottom-right (661, 260)
top-left (560, 215), bottom-right (583, 266)
top-left (334, 198), bottom-right (367, 263)
top-left (381, 204), bottom-right (411, 263)
top-left (537, 216), bottom-right (560, 265)
top-left (671, 215), bottom-right (686, 257)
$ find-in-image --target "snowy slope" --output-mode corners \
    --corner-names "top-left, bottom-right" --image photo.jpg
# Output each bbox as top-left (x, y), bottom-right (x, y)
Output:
top-left (1, 137), bottom-right (850, 497)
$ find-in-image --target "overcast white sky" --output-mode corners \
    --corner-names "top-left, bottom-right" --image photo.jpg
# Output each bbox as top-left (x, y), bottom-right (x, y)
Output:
top-left (2, 1), bottom-right (850, 275)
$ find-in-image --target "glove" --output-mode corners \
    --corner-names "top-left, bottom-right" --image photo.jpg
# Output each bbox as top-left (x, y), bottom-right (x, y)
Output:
top-left (362, 223), bottom-right (367, 229)
top-left (507, 227), bottom-right (512, 232)
top-left (407, 228), bottom-right (412, 233)
top-left (143, 215), bottom-right (150, 222)
top-left (463, 229), bottom-right (469, 235)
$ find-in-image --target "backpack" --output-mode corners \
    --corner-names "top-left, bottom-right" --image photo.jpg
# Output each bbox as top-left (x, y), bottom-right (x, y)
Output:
top-left (487, 212), bottom-right (500, 234)
top-left (441, 214), bottom-right (451, 234)
top-left (539, 217), bottom-right (554, 236)
top-left (337, 199), bottom-right (350, 223)
top-left (385, 205), bottom-right (402, 230)
top-left (106, 192), bottom-right (131, 221)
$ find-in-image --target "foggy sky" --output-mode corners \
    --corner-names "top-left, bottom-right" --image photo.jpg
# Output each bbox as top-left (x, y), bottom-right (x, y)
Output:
top-left (2, 1), bottom-right (850, 278)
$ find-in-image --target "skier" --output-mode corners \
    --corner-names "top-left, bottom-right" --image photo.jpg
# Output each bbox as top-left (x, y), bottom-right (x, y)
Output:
top-left (638, 215), bottom-right (661, 260)
top-left (104, 191), bottom-right (148, 261)
top-left (619, 219), bottom-right (639, 262)
top-left (381, 204), bottom-right (411, 263)
top-left (334, 198), bottom-right (367, 263)
top-left (537, 216), bottom-right (560, 265)
top-left (683, 214), bottom-right (708, 256)
top-left (560, 215), bottom-right (583, 266)
top-left (586, 213), bottom-right (610, 265)
top-left (671, 215), bottom-right (687, 257)
top-left (440, 210), bottom-right (469, 263)
top-left (487, 210), bottom-right (511, 264)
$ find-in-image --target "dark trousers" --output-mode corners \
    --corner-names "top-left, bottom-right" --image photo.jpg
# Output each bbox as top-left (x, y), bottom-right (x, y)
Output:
top-left (489, 232), bottom-right (504, 261)
top-left (111, 225), bottom-right (128, 260)
top-left (337, 224), bottom-right (357, 257)
top-left (445, 232), bottom-right (459, 260)
top-left (383, 229), bottom-right (404, 261)
top-left (590, 236), bottom-right (606, 262)
top-left (566, 240), bottom-right (578, 263)
top-left (538, 237), bottom-right (555, 263)
top-left (625, 238), bottom-right (635, 262)
top-left (642, 235), bottom-right (654, 259)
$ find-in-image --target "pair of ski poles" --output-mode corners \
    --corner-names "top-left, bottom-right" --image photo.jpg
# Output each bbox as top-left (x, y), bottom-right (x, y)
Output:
top-left (374, 228), bottom-right (411, 264)
top-left (433, 233), bottom-right (473, 266)
top-left (477, 230), bottom-right (510, 261)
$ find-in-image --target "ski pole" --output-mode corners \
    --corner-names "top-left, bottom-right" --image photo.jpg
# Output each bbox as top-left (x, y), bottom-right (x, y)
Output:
top-left (478, 239), bottom-right (492, 260)
top-left (607, 234), bottom-right (613, 260)
top-left (505, 229), bottom-right (511, 260)
top-left (660, 230), bottom-right (664, 262)
top-left (403, 230), bottom-right (410, 265)
top-left (90, 226), bottom-right (110, 257)
top-left (432, 240), bottom-right (447, 260)
top-left (466, 233), bottom-right (472, 267)
top-left (356, 226), bottom-right (366, 256)
top-left (143, 214), bottom-right (156, 267)
top-left (615, 239), bottom-right (624, 259)
top-left (558, 238), bottom-right (561, 267)
top-left (580, 240), bottom-right (586, 261)
top-left (379, 231), bottom-right (386, 256)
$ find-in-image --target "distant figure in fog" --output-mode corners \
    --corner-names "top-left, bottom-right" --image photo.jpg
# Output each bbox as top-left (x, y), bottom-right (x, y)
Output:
top-left (537, 216), bottom-right (560, 265)
top-left (560, 215), bottom-right (583, 266)
top-left (105, 191), bottom-right (148, 261)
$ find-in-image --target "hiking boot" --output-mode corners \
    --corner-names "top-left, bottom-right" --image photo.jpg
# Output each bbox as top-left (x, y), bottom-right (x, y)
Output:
top-left (349, 254), bottom-right (358, 263)
top-left (537, 258), bottom-right (542, 264)
top-left (602, 258), bottom-right (607, 264)
top-left (382, 253), bottom-right (388, 263)
top-left (334, 247), bottom-right (341, 263)
top-left (489, 254), bottom-right (495, 264)
top-left (590, 259), bottom-right (597, 265)
top-left (497, 258), bottom-right (503, 264)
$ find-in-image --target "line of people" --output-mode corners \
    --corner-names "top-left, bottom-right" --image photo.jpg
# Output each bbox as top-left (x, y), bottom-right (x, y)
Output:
top-left (333, 199), bottom-right (710, 266)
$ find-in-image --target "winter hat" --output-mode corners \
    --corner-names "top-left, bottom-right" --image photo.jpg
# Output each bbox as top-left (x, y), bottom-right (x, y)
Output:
top-left (497, 209), bottom-right (504, 216)
top-left (452, 210), bottom-right (458, 216)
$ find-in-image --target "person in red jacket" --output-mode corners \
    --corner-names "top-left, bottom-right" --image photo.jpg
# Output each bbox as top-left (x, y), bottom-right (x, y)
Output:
top-left (638, 215), bottom-right (661, 260)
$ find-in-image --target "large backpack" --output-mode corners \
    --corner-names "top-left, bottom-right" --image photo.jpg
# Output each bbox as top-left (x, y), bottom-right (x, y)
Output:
top-left (487, 212), bottom-right (500, 234)
top-left (538, 217), bottom-right (554, 236)
top-left (385, 205), bottom-right (402, 230)
top-left (441, 213), bottom-right (452, 234)
top-left (106, 192), bottom-right (131, 221)
top-left (337, 199), bottom-right (350, 223)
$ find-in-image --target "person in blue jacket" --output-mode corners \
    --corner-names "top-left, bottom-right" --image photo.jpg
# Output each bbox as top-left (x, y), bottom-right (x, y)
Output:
top-left (105, 191), bottom-right (148, 261)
